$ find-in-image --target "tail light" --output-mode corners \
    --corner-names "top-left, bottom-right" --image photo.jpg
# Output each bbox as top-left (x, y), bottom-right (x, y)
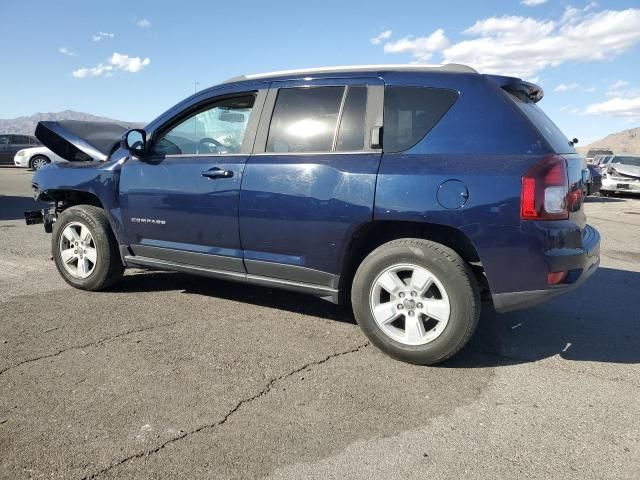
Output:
top-left (521, 155), bottom-right (573, 220)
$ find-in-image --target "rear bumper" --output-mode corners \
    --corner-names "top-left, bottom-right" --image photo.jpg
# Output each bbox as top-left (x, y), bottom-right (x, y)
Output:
top-left (492, 224), bottom-right (600, 313)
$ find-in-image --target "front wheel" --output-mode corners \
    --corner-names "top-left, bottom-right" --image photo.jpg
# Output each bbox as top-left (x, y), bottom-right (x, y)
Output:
top-left (30, 155), bottom-right (50, 170)
top-left (351, 239), bottom-right (480, 365)
top-left (52, 205), bottom-right (124, 290)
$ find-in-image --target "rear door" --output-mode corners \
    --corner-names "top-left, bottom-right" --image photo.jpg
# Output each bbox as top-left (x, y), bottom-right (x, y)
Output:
top-left (239, 77), bottom-right (383, 286)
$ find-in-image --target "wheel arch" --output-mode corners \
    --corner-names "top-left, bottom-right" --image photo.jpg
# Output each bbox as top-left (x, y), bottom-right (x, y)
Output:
top-left (339, 220), bottom-right (485, 304)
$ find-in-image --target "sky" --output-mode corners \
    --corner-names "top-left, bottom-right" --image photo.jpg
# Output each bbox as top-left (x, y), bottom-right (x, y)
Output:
top-left (2, 0), bottom-right (640, 144)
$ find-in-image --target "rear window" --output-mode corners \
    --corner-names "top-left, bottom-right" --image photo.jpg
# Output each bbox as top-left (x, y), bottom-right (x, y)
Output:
top-left (383, 86), bottom-right (459, 153)
top-left (508, 92), bottom-right (575, 154)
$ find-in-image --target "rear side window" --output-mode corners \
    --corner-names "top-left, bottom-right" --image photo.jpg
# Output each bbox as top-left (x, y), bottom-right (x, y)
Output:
top-left (267, 87), bottom-right (344, 153)
top-left (507, 93), bottom-right (576, 154)
top-left (11, 135), bottom-right (30, 144)
top-left (383, 87), bottom-right (459, 153)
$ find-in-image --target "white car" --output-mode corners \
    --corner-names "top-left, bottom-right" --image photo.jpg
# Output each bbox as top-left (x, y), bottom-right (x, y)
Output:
top-left (600, 155), bottom-right (640, 195)
top-left (13, 146), bottom-right (67, 170)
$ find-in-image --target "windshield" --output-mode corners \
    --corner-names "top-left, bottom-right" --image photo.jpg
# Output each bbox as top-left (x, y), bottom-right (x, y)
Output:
top-left (612, 156), bottom-right (640, 167)
top-left (507, 92), bottom-right (576, 154)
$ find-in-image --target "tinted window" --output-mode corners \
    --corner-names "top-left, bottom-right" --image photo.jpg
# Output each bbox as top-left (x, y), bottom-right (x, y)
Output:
top-left (0, 135), bottom-right (9, 145)
top-left (508, 93), bottom-right (575, 154)
top-left (12, 135), bottom-right (31, 144)
top-left (335, 86), bottom-right (368, 151)
top-left (383, 87), bottom-right (459, 153)
top-left (30, 136), bottom-right (41, 145)
top-left (267, 87), bottom-right (344, 153)
top-left (153, 95), bottom-right (254, 156)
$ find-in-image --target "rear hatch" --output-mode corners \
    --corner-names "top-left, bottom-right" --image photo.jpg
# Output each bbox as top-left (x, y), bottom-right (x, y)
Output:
top-left (35, 120), bottom-right (140, 162)
top-left (496, 78), bottom-right (587, 229)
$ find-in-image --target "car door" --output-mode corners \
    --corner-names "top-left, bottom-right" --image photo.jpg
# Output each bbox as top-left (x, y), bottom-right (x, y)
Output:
top-left (10, 135), bottom-right (31, 156)
top-left (0, 135), bottom-right (10, 163)
top-left (239, 78), bottom-right (383, 287)
top-left (119, 89), bottom-right (267, 272)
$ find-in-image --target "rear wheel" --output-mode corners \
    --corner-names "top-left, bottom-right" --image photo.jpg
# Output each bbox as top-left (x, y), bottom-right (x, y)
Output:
top-left (52, 206), bottom-right (124, 290)
top-left (30, 155), bottom-right (50, 170)
top-left (351, 238), bottom-right (480, 365)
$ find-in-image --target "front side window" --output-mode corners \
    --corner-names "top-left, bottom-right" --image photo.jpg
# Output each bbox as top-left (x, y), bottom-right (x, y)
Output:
top-left (153, 95), bottom-right (254, 156)
top-left (0, 135), bottom-right (9, 145)
top-left (267, 86), bottom-right (345, 153)
top-left (383, 86), bottom-right (459, 153)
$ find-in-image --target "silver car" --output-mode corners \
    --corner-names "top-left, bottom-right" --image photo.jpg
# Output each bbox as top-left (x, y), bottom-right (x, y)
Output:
top-left (601, 155), bottom-right (640, 195)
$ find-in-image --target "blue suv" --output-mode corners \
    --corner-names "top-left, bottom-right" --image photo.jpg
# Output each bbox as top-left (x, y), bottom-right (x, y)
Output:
top-left (26, 64), bottom-right (600, 365)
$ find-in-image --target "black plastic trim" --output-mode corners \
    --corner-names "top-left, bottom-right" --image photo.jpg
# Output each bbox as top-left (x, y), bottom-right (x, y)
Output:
top-left (123, 255), bottom-right (339, 302)
top-left (129, 244), bottom-right (245, 273)
top-left (244, 259), bottom-right (339, 288)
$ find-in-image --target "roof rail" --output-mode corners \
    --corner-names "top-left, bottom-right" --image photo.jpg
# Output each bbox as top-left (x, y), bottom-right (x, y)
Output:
top-left (223, 63), bottom-right (477, 83)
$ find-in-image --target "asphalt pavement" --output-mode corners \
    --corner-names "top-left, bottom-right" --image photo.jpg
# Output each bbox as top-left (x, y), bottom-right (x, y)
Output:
top-left (1, 167), bottom-right (638, 479)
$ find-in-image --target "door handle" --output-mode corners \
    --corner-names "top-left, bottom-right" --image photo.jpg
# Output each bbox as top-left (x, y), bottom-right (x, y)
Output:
top-left (201, 168), bottom-right (233, 179)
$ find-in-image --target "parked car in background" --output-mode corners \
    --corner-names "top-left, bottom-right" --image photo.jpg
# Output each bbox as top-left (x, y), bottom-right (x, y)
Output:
top-left (14, 146), bottom-right (67, 170)
top-left (0, 134), bottom-right (41, 165)
top-left (601, 155), bottom-right (640, 195)
top-left (586, 164), bottom-right (602, 196)
top-left (25, 64), bottom-right (600, 365)
top-left (594, 154), bottom-right (614, 172)
top-left (586, 148), bottom-right (613, 163)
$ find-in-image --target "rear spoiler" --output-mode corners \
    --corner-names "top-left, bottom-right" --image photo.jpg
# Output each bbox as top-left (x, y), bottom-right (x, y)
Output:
top-left (502, 81), bottom-right (544, 103)
top-left (35, 120), bottom-right (141, 162)
top-left (484, 75), bottom-right (544, 103)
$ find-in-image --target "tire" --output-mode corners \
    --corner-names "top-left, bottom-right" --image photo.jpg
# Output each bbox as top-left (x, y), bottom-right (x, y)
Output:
top-left (30, 155), bottom-right (50, 170)
top-left (52, 205), bottom-right (124, 290)
top-left (351, 238), bottom-right (480, 365)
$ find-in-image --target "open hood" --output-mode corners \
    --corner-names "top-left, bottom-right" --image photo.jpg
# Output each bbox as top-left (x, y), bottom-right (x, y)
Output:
top-left (35, 120), bottom-right (140, 162)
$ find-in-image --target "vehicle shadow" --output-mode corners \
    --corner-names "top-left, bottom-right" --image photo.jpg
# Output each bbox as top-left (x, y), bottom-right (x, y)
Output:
top-left (112, 266), bottom-right (639, 366)
top-left (110, 270), bottom-right (355, 325)
top-left (584, 196), bottom-right (625, 203)
top-left (0, 195), bottom-right (46, 221)
top-left (447, 266), bottom-right (640, 367)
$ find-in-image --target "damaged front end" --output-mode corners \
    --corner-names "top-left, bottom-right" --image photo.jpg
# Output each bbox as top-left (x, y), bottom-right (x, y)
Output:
top-left (24, 119), bottom-right (137, 232)
top-left (24, 205), bottom-right (59, 233)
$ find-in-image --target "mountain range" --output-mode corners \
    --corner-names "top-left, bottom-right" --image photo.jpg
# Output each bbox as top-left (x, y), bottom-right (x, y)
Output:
top-left (0, 110), bottom-right (141, 135)
top-left (577, 126), bottom-right (640, 155)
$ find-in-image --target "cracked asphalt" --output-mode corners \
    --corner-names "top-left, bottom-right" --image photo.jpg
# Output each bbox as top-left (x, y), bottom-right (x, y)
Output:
top-left (1, 167), bottom-right (639, 479)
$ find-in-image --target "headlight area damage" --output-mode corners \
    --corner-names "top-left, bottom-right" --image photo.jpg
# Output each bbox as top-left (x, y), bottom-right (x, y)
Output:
top-left (23, 119), bottom-right (138, 230)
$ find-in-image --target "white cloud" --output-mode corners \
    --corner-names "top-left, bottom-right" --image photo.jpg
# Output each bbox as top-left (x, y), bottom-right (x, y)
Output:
top-left (72, 52), bottom-right (150, 78)
top-left (137, 18), bottom-right (151, 28)
top-left (554, 83), bottom-right (595, 93)
top-left (377, 7), bottom-right (640, 78)
top-left (58, 47), bottom-right (76, 56)
top-left (370, 30), bottom-right (392, 45)
top-left (584, 96), bottom-right (640, 117)
top-left (521, 0), bottom-right (547, 6)
top-left (92, 32), bottom-right (114, 42)
top-left (555, 83), bottom-right (580, 92)
top-left (383, 29), bottom-right (449, 61)
top-left (610, 80), bottom-right (629, 91)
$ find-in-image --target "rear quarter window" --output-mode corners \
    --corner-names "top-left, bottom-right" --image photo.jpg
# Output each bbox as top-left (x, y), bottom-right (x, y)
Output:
top-left (383, 86), bottom-right (459, 153)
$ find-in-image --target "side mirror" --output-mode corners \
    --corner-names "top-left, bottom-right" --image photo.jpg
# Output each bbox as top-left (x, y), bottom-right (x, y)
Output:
top-left (122, 129), bottom-right (146, 156)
